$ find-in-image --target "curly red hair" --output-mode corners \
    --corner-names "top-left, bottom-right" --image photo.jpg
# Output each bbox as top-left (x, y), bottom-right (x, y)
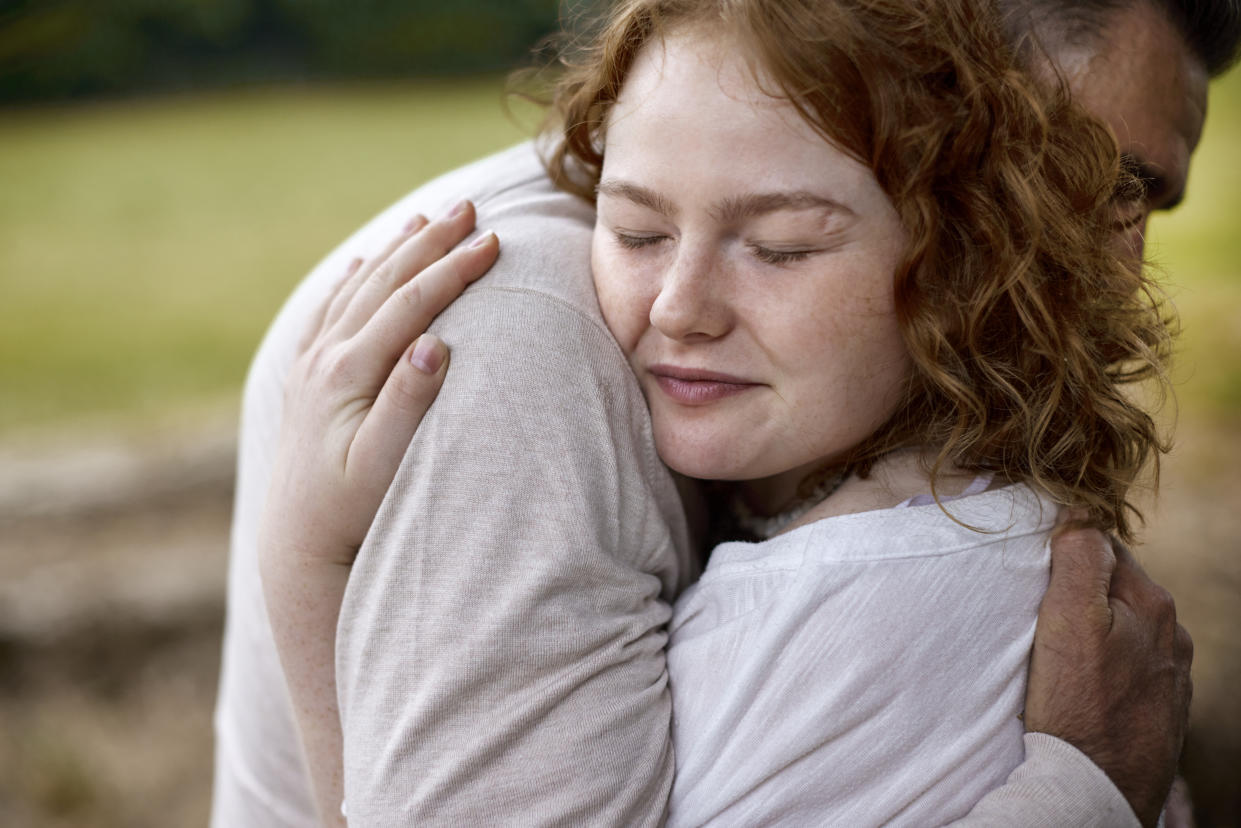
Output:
top-left (537, 0), bottom-right (1172, 540)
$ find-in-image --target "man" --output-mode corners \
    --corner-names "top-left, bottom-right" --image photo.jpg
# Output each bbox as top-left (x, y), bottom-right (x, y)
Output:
top-left (997, 2), bottom-right (1239, 823)
top-left (211, 1), bottom-right (1238, 826)
top-left (1001, 0), bottom-right (1238, 253)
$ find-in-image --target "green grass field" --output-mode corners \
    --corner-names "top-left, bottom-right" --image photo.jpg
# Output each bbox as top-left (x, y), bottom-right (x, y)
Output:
top-left (1147, 67), bottom-right (1241, 416)
top-left (1, 72), bottom-right (1239, 432)
top-left (0, 78), bottom-right (532, 431)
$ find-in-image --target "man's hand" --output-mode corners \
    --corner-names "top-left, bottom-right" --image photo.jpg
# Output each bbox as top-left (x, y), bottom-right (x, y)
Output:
top-left (1025, 521), bottom-right (1193, 828)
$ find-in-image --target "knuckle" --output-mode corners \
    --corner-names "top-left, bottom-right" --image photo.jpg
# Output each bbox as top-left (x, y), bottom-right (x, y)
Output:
top-left (1148, 583), bottom-right (1176, 616)
top-left (1051, 527), bottom-right (1112, 567)
top-left (444, 247), bottom-right (475, 284)
top-left (425, 217), bottom-right (467, 253)
top-left (300, 342), bottom-right (331, 376)
top-left (320, 344), bottom-right (357, 385)
top-left (416, 222), bottom-right (453, 255)
top-left (432, 240), bottom-right (453, 263)
top-left (388, 367), bottom-right (434, 410)
top-left (322, 293), bottom-right (346, 324)
top-left (371, 259), bottom-right (402, 290)
top-left (1175, 623), bottom-right (1194, 662)
top-left (395, 278), bottom-right (426, 312)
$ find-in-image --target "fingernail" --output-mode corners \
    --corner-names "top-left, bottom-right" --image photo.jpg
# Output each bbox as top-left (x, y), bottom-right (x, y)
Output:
top-left (403, 214), bottom-right (426, 233)
top-left (448, 199), bottom-right (470, 218)
top-left (469, 230), bottom-right (496, 249)
top-left (410, 334), bottom-right (444, 374)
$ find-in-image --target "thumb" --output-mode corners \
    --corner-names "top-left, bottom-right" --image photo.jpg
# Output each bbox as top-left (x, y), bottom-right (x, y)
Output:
top-left (347, 334), bottom-right (449, 491)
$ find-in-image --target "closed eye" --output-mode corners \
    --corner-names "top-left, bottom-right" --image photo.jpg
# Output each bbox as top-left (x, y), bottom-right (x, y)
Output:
top-left (750, 244), bottom-right (816, 265)
top-left (614, 232), bottom-right (667, 250)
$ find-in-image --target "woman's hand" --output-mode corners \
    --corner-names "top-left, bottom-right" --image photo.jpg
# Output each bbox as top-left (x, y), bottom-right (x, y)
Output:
top-left (258, 200), bottom-right (498, 827)
top-left (264, 200), bottom-right (497, 567)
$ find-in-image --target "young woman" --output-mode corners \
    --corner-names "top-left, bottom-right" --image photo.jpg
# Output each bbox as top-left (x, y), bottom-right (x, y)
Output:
top-left (260, 0), bottom-right (1172, 823)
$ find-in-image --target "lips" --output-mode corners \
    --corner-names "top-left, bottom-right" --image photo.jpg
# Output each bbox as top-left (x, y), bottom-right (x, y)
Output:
top-left (647, 363), bottom-right (760, 405)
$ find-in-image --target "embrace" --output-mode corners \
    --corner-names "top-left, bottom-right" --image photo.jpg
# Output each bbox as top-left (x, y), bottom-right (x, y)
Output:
top-left (214, 0), bottom-right (1239, 826)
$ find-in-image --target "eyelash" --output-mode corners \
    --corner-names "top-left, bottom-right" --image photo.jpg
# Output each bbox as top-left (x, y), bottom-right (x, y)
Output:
top-left (614, 232), bottom-right (666, 250)
top-left (613, 233), bottom-right (816, 265)
top-left (750, 245), bottom-right (814, 265)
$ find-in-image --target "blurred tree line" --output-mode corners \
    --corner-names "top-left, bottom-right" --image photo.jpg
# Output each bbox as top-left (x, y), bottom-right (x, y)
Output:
top-left (0, 0), bottom-right (564, 103)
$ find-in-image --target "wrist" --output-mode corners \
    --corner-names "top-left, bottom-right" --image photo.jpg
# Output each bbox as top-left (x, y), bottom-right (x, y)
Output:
top-left (259, 536), bottom-right (353, 603)
top-left (1026, 732), bottom-right (1157, 828)
top-left (1023, 733), bottom-right (1145, 828)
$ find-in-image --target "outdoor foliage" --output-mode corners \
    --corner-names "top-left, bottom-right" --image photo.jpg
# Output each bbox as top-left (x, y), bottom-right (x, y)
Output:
top-left (0, 0), bottom-right (563, 102)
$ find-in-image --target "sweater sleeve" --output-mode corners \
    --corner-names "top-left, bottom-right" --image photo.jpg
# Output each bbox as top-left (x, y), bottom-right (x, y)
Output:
top-left (336, 286), bottom-right (691, 826)
top-left (212, 143), bottom-right (694, 828)
top-left (950, 732), bottom-right (1140, 827)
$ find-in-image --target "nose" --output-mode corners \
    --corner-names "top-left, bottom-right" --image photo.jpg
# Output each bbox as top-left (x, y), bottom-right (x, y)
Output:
top-left (648, 246), bottom-right (733, 342)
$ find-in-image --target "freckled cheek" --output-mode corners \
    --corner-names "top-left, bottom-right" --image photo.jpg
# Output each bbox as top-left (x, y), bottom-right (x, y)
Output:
top-left (786, 291), bottom-right (909, 407)
top-left (591, 248), bottom-right (650, 356)
top-left (862, 325), bottom-right (914, 422)
top-left (858, 300), bottom-right (911, 383)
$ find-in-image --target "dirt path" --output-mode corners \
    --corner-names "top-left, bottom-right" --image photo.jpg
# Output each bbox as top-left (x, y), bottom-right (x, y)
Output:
top-left (0, 417), bottom-right (233, 828)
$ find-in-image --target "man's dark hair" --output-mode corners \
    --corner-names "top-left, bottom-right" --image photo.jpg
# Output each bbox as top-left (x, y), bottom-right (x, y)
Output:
top-left (998, 0), bottom-right (1241, 75)
top-left (1164, 0), bottom-right (1241, 73)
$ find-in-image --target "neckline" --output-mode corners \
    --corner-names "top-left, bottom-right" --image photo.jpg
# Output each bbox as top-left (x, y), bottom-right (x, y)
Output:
top-left (709, 482), bottom-right (1055, 564)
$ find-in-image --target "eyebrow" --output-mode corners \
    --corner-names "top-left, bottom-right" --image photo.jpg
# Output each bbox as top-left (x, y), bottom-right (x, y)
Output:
top-left (715, 191), bottom-right (855, 222)
top-left (596, 178), bottom-right (854, 221)
top-left (596, 179), bottom-right (677, 217)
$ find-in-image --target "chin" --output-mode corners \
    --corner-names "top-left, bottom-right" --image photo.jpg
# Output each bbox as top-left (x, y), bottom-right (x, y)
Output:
top-left (652, 431), bottom-right (767, 483)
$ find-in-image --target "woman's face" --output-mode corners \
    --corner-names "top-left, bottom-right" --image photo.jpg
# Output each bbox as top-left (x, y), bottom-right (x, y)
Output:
top-left (592, 30), bottom-right (911, 501)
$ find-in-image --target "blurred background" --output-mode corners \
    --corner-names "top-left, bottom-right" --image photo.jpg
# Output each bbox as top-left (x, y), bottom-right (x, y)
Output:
top-left (0, 1), bottom-right (1238, 825)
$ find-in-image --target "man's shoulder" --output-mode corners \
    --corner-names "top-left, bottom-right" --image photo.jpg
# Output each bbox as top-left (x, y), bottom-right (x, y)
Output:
top-left (385, 141), bottom-right (552, 216)
top-left (324, 140), bottom-right (597, 317)
top-left (459, 143), bottom-right (599, 315)
top-left (253, 141), bottom-right (596, 376)
top-left (333, 141), bottom-right (579, 263)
